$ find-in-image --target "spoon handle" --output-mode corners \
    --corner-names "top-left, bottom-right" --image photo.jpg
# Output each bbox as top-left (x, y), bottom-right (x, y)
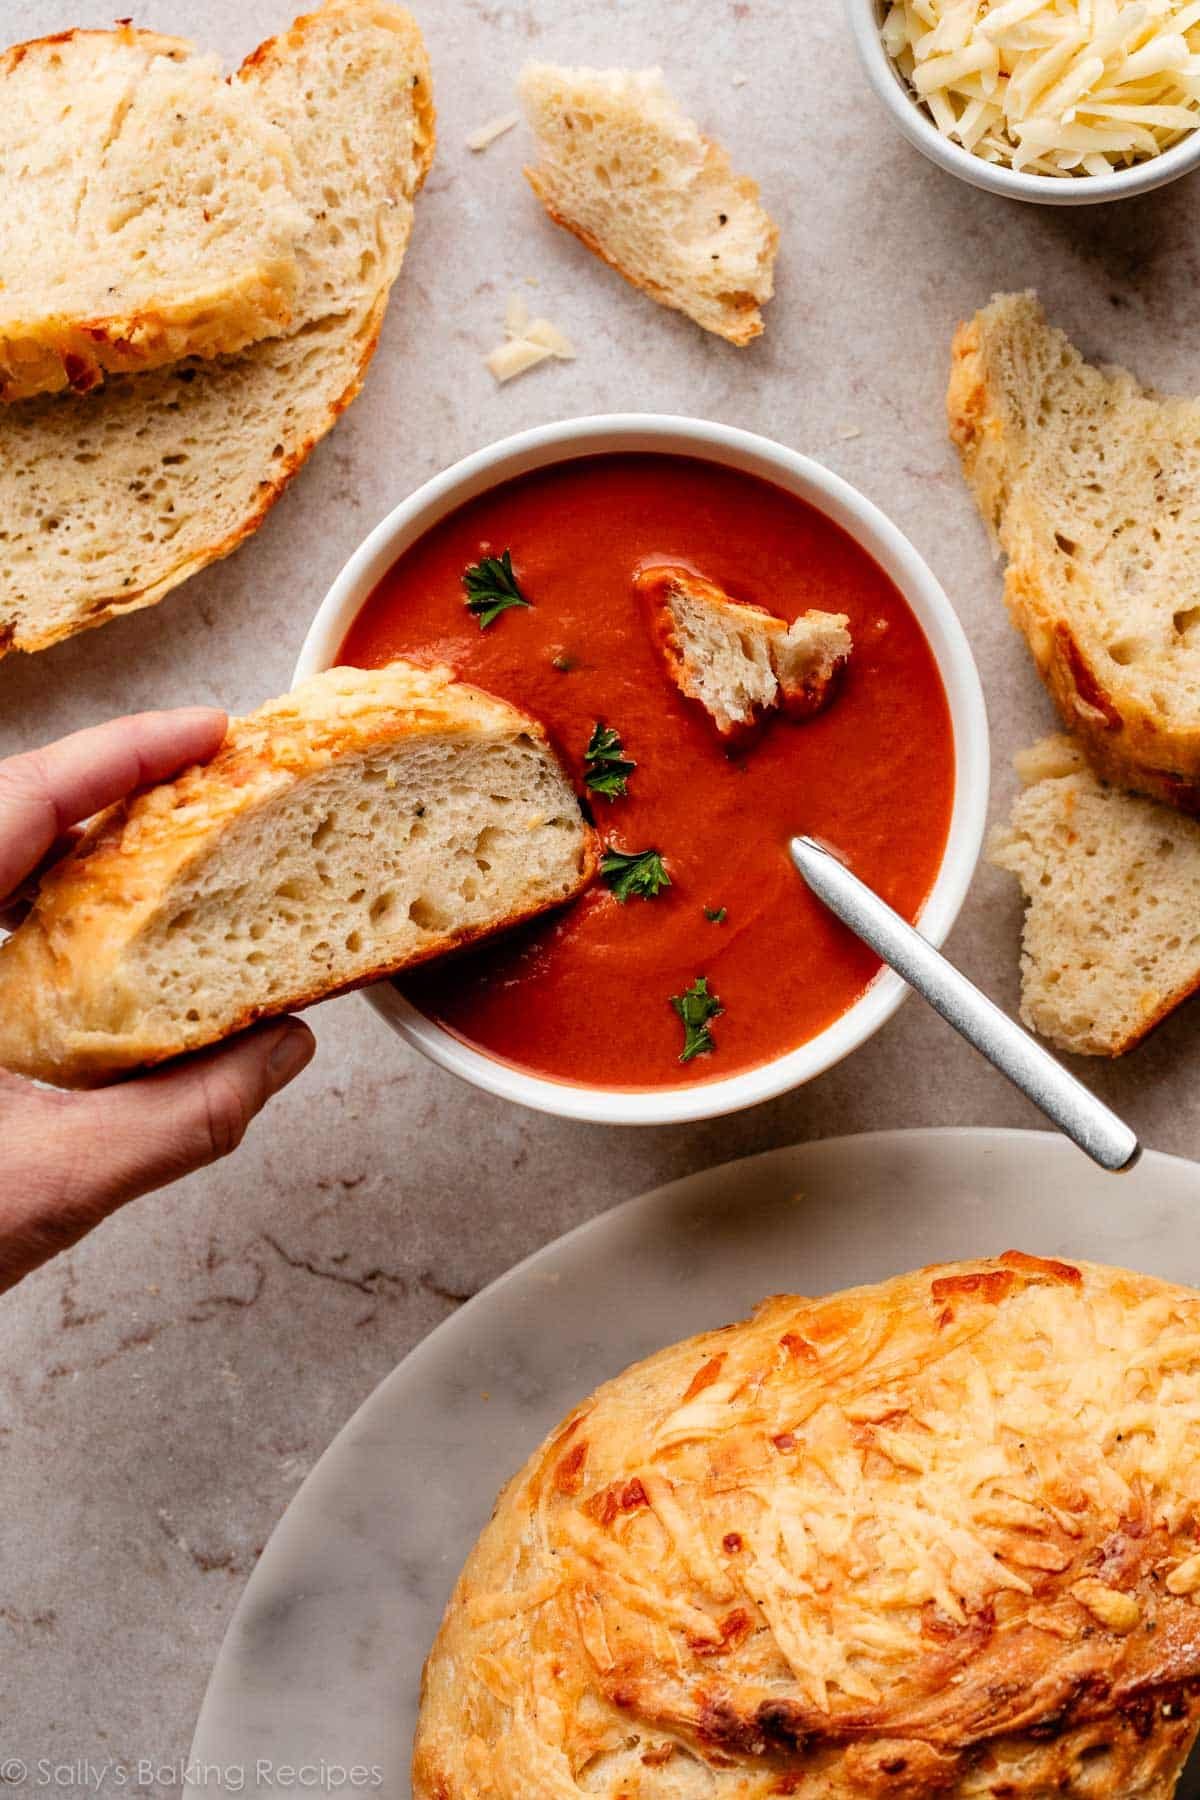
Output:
top-left (789, 835), bottom-right (1141, 1175)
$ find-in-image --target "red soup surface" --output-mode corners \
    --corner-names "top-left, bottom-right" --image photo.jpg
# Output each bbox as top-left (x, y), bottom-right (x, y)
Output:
top-left (339, 452), bottom-right (955, 1089)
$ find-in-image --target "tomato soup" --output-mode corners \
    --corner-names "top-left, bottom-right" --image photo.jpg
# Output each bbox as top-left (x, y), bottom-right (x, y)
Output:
top-left (339, 453), bottom-right (955, 1089)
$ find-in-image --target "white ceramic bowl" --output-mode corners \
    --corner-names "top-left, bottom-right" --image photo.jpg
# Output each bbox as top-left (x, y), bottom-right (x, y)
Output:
top-left (295, 415), bottom-right (989, 1125)
top-left (847, 0), bottom-right (1200, 206)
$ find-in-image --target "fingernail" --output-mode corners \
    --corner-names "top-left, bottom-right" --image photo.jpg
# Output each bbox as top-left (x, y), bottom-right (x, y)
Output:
top-left (267, 1024), bottom-right (315, 1089)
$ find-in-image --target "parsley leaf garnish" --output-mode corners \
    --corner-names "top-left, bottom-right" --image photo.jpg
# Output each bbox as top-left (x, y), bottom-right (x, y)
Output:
top-left (600, 846), bottom-right (670, 903)
top-left (584, 722), bottom-right (636, 801)
top-left (704, 906), bottom-right (727, 924)
top-left (462, 550), bottom-right (530, 629)
top-left (670, 976), bottom-right (723, 1063)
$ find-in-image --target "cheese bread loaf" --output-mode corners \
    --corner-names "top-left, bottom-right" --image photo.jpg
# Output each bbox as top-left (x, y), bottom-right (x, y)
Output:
top-left (519, 64), bottom-right (777, 346)
top-left (0, 0), bottom-right (434, 659)
top-left (949, 291), bottom-right (1200, 813)
top-left (0, 662), bottom-right (596, 1088)
top-left (415, 1253), bottom-right (1200, 1799)
top-left (0, 25), bottom-right (304, 402)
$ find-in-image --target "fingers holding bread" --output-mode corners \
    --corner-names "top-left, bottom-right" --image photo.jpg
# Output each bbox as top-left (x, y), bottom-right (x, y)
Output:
top-left (0, 663), bottom-right (597, 1089)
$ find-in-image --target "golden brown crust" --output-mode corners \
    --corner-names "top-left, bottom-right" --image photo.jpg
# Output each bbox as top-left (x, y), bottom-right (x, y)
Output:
top-left (414, 1254), bottom-right (1200, 1798)
top-left (0, 26), bottom-right (302, 403)
top-left (522, 156), bottom-right (771, 348)
top-left (0, 1), bottom-right (436, 659)
top-left (948, 302), bottom-right (1200, 813)
top-left (0, 663), bottom-right (596, 1086)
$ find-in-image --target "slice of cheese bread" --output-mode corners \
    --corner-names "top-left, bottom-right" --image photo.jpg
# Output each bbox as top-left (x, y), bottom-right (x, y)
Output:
top-left (989, 734), bottom-right (1200, 1055)
top-left (0, 662), bottom-right (597, 1089)
top-left (0, 25), bottom-right (305, 402)
top-left (0, 0), bottom-right (435, 659)
top-left (637, 564), bottom-right (852, 736)
top-left (518, 64), bottom-right (777, 346)
top-left (950, 290), bottom-right (1200, 814)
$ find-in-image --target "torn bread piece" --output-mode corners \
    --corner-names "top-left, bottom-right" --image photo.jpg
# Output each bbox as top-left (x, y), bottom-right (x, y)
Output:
top-left (0, 662), bottom-right (597, 1089)
top-left (950, 290), bottom-right (1200, 813)
top-left (518, 63), bottom-right (777, 346)
top-left (0, 24), bottom-right (304, 402)
top-left (636, 565), bottom-right (852, 737)
top-left (988, 734), bottom-right (1200, 1056)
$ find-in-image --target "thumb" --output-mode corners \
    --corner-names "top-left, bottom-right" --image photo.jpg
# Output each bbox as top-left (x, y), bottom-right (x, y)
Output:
top-left (0, 1020), bottom-right (315, 1289)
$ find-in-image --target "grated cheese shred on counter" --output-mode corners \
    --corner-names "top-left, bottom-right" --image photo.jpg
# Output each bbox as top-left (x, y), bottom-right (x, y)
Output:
top-left (881, 0), bottom-right (1200, 176)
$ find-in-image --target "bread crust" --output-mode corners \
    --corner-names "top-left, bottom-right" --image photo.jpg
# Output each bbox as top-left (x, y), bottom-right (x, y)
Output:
top-left (948, 298), bottom-right (1200, 813)
top-left (988, 737), bottom-right (1200, 1054)
top-left (0, 0), bottom-right (436, 659)
top-left (0, 25), bottom-right (303, 402)
top-left (414, 1254), bottom-right (1200, 1799)
top-left (519, 64), bottom-right (777, 348)
top-left (637, 564), bottom-right (851, 737)
top-left (523, 166), bottom-right (770, 348)
top-left (0, 663), bottom-right (597, 1087)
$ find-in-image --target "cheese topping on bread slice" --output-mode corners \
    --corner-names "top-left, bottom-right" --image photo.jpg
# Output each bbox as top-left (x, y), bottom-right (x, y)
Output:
top-left (637, 564), bottom-right (852, 736)
top-left (415, 1253), bottom-right (1200, 1799)
top-left (950, 290), bottom-right (1200, 813)
top-left (0, 25), bottom-right (305, 402)
top-left (0, 662), bottom-right (597, 1089)
top-left (518, 63), bottom-right (777, 346)
top-left (989, 733), bottom-right (1200, 1056)
top-left (0, 0), bottom-right (434, 659)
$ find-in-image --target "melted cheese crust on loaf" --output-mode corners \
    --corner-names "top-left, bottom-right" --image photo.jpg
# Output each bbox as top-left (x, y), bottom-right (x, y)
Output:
top-left (415, 1254), bottom-right (1200, 1798)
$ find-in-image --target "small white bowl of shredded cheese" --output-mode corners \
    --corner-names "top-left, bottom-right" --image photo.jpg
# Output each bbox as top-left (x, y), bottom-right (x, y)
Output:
top-left (849, 0), bottom-right (1200, 202)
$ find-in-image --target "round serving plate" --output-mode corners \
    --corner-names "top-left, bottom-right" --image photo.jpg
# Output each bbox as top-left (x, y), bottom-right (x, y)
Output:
top-left (186, 1129), bottom-right (1200, 1798)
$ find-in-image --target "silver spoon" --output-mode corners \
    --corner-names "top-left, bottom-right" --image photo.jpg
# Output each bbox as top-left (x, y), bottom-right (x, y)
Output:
top-left (789, 835), bottom-right (1141, 1175)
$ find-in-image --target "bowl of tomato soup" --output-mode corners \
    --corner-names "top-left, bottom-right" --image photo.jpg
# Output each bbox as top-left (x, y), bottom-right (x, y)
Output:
top-left (295, 416), bottom-right (988, 1124)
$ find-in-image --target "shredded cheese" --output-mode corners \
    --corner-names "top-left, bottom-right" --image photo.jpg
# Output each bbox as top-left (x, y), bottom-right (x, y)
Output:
top-left (486, 291), bottom-right (577, 384)
top-left (466, 109), bottom-right (520, 152)
top-left (880, 0), bottom-right (1200, 176)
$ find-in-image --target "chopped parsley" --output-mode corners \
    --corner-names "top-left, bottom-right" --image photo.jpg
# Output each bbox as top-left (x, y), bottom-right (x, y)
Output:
top-left (462, 550), bottom-right (530, 629)
top-left (671, 976), bottom-right (723, 1063)
top-left (600, 846), bottom-right (670, 903)
top-left (583, 722), bottom-right (636, 801)
top-left (704, 906), bottom-right (727, 924)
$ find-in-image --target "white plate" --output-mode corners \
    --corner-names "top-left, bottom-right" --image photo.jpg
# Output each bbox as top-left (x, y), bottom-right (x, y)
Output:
top-left (187, 1129), bottom-right (1200, 1797)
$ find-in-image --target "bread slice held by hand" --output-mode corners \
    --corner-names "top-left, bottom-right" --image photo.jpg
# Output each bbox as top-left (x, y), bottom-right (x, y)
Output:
top-left (518, 64), bottom-right (777, 346)
top-left (0, 0), bottom-right (434, 659)
top-left (0, 26), bottom-right (305, 402)
top-left (949, 291), bottom-right (1200, 812)
top-left (636, 564), bottom-right (852, 737)
top-left (0, 663), bottom-right (597, 1089)
top-left (988, 734), bottom-right (1200, 1055)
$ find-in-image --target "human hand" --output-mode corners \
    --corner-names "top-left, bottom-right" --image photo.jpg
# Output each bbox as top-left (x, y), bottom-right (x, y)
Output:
top-left (0, 709), bottom-right (315, 1292)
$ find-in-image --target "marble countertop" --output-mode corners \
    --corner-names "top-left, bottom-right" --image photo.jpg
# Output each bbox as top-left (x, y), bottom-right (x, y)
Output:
top-left (5, 0), bottom-right (1200, 1790)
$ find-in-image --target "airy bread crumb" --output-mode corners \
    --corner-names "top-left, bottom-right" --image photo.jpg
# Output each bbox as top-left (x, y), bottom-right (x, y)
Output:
top-left (518, 62), bottom-right (777, 346)
top-left (989, 734), bottom-right (1200, 1055)
top-left (637, 565), bottom-right (851, 737)
top-left (950, 290), bottom-right (1200, 813)
top-left (0, 1), bottom-right (435, 659)
top-left (0, 24), bottom-right (305, 401)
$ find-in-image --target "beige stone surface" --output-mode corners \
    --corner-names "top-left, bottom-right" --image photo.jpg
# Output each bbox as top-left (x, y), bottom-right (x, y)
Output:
top-left (3, 0), bottom-right (1200, 1790)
